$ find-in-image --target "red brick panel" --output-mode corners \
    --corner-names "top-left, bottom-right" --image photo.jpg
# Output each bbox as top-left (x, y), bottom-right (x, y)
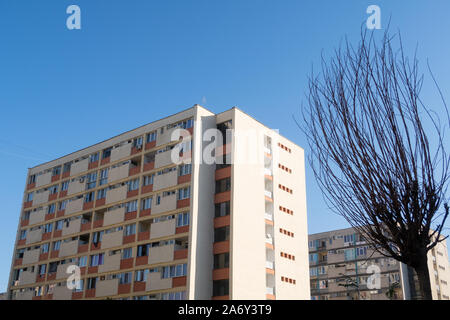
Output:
top-left (215, 166), bottom-right (231, 180)
top-left (139, 209), bottom-right (151, 217)
top-left (39, 253), bottom-right (49, 261)
top-left (59, 190), bottom-right (68, 198)
top-left (214, 191), bottom-right (230, 204)
top-left (100, 157), bottom-right (110, 166)
top-left (214, 215), bottom-right (230, 229)
top-left (177, 174), bottom-right (191, 185)
top-left (27, 183), bottom-right (36, 190)
top-left (172, 276), bottom-right (187, 288)
top-left (213, 241), bottom-right (230, 254)
top-left (83, 201), bottom-right (94, 211)
top-left (62, 171), bottom-right (70, 179)
top-left (95, 198), bottom-right (106, 208)
top-left (23, 201), bottom-right (32, 209)
top-left (125, 211), bottom-right (137, 221)
top-left (177, 198), bottom-right (190, 209)
top-left (20, 220), bottom-right (29, 227)
top-left (88, 161), bottom-right (99, 170)
top-left (174, 249), bottom-right (188, 260)
top-left (213, 268), bottom-right (230, 281)
top-left (48, 193), bottom-right (58, 201)
top-left (120, 258), bottom-right (133, 270)
top-left (143, 162), bottom-right (154, 172)
top-left (85, 289), bottom-right (96, 298)
top-left (129, 166), bottom-right (141, 176)
top-left (45, 213), bottom-right (55, 221)
top-left (78, 244), bottom-right (89, 254)
top-left (141, 185), bottom-right (153, 194)
top-left (133, 281), bottom-right (146, 292)
top-left (135, 256), bottom-right (148, 266)
top-left (72, 292), bottom-right (83, 300)
top-left (51, 175), bottom-right (61, 183)
top-left (42, 232), bottom-right (52, 241)
top-left (145, 141), bottom-right (156, 150)
top-left (137, 231), bottom-right (150, 241)
top-left (123, 234), bottom-right (136, 244)
top-left (175, 225), bottom-right (189, 234)
top-left (118, 283), bottom-right (131, 295)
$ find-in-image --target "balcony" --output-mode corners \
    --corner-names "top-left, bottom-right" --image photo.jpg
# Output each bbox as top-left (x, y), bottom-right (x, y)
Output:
top-left (98, 252), bottom-right (121, 273)
top-left (29, 210), bottom-right (46, 225)
top-left (22, 248), bottom-right (40, 265)
top-left (33, 190), bottom-right (50, 206)
top-left (18, 269), bottom-right (37, 286)
top-left (105, 185), bottom-right (127, 205)
top-left (110, 143), bottom-right (132, 162)
top-left (71, 158), bottom-right (89, 176)
top-left (60, 239), bottom-right (79, 257)
top-left (96, 278), bottom-right (119, 298)
top-left (156, 126), bottom-right (179, 147)
top-left (148, 244), bottom-right (175, 265)
top-left (146, 272), bottom-right (172, 291)
top-left (103, 207), bottom-right (126, 226)
top-left (150, 219), bottom-right (176, 239)
top-left (26, 228), bottom-right (43, 245)
top-left (36, 171), bottom-right (52, 187)
top-left (67, 179), bottom-right (85, 196)
top-left (154, 149), bottom-right (175, 169)
top-left (152, 193), bottom-right (177, 215)
top-left (56, 263), bottom-right (76, 280)
top-left (109, 163), bottom-right (130, 182)
top-left (53, 286), bottom-right (74, 300)
top-left (101, 229), bottom-right (124, 250)
top-left (62, 219), bottom-right (82, 236)
top-left (153, 170), bottom-right (178, 191)
top-left (15, 290), bottom-right (33, 300)
top-left (65, 198), bottom-right (84, 215)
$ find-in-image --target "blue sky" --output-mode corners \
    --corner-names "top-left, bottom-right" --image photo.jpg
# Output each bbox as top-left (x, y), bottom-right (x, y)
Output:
top-left (0, 1), bottom-right (449, 292)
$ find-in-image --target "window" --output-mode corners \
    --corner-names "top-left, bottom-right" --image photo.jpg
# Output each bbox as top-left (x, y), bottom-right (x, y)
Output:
top-left (102, 147), bottom-right (112, 159)
top-left (61, 181), bottom-right (69, 191)
top-left (86, 173), bottom-right (97, 190)
top-left (128, 178), bottom-right (139, 191)
top-left (49, 185), bottom-right (58, 195)
top-left (19, 230), bottom-right (27, 240)
top-left (135, 269), bottom-right (149, 282)
top-left (215, 178), bottom-right (231, 194)
top-left (90, 152), bottom-right (99, 163)
top-left (85, 192), bottom-right (95, 203)
top-left (124, 224), bottom-right (136, 236)
top-left (133, 137), bottom-right (143, 148)
top-left (92, 231), bottom-right (103, 244)
top-left (44, 223), bottom-right (53, 233)
top-left (74, 279), bottom-right (84, 292)
top-left (213, 279), bottom-right (229, 297)
top-left (178, 186), bottom-right (190, 200)
top-left (78, 256), bottom-right (88, 267)
top-left (126, 200), bottom-right (138, 213)
top-left (41, 243), bottom-right (50, 253)
top-left (59, 200), bottom-right (67, 211)
top-left (63, 162), bottom-right (71, 173)
top-left (53, 241), bottom-right (61, 251)
top-left (26, 192), bottom-right (34, 202)
top-left (87, 277), bottom-right (97, 289)
top-left (215, 202), bottom-right (230, 217)
top-left (122, 248), bottom-right (133, 259)
top-left (179, 164), bottom-right (191, 176)
top-left (47, 204), bottom-right (56, 214)
top-left (96, 188), bottom-right (106, 200)
top-left (146, 131), bottom-right (157, 143)
top-left (214, 253), bottom-right (229, 269)
top-left (28, 175), bottom-right (36, 185)
top-left (176, 212), bottom-right (189, 227)
top-left (214, 226), bottom-right (230, 242)
top-left (143, 174), bottom-right (154, 186)
top-left (137, 244), bottom-right (150, 257)
top-left (217, 121), bottom-right (232, 146)
top-left (162, 263), bottom-right (187, 278)
top-left (52, 166), bottom-right (61, 176)
top-left (90, 253), bottom-right (104, 267)
top-left (99, 169), bottom-right (108, 185)
top-left (142, 197), bottom-right (152, 210)
top-left (55, 220), bottom-right (63, 230)
top-left (119, 272), bottom-right (132, 284)
top-left (38, 264), bottom-right (46, 275)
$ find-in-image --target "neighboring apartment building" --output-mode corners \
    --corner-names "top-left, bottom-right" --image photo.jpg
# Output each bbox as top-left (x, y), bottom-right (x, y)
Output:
top-left (309, 227), bottom-right (450, 300)
top-left (8, 105), bottom-right (310, 300)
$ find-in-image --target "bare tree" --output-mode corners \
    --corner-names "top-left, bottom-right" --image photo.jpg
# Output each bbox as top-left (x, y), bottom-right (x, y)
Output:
top-left (300, 30), bottom-right (450, 300)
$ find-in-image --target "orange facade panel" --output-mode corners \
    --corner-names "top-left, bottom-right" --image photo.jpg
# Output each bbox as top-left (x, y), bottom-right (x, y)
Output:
top-left (213, 240), bottom-right (230, 254)
top-left (214, 215), bottom-right (230, 229)
top-left (214, 191), bottom-right (230, 204)
top-left (215, 166), bottom-right (231, 181)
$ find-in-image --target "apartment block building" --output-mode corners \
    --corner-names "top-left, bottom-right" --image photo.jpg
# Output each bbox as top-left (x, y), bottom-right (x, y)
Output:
top-left (8, 105), bottom-right (310, 300)
top-left (309, 227), bottom-right (450, 300)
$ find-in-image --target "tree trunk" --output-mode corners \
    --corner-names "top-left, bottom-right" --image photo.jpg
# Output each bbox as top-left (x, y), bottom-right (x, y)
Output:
top-left (413, 253), bottom-right (433, 300)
